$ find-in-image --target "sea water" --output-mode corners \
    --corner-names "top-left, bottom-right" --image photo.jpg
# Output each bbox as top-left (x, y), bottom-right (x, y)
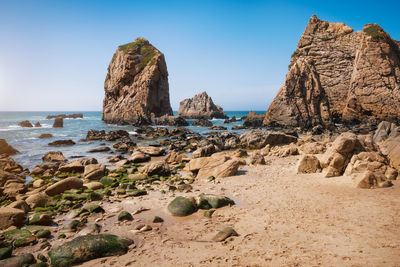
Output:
top-left (0, 111), bottom-right (265, 170)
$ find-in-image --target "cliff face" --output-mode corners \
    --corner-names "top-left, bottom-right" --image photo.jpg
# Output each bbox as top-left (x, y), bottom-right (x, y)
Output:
top-left (102, 37), bottom-right (173, 125)
top-left (178, 92), bottom-right (228, 119)
top-left (264, 15), bottom-right (400, 128)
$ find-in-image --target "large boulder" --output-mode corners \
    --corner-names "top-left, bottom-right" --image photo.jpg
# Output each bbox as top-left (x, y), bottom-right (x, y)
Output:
top-left (0, 207), bottom-right (25, 229)
top-left (42, 151), bottom-right (67, 163)
top-left (167, 196), bottom-right (197, 216)
top-left (48, 234), bottom-right (133, 266)
top-left (58, 160), bottom-right (85, 173)
top-left (240, 129), bottom-right (297, 149)
top-left (45, 177), bottom-right (84, 196)
top-left (0, 139), bottom-right (18, 156)
top-left (48, 140), bottom-right (76, 146)
top-left (102, 37), bottom-right (173, 125)
top-left (127, 151), bottom-right (150, 163)
top-left (264, 15), bottom-right (400, 128)
top-left (178, 91), bottom-right (227, 119)
top-left (25, 192), bottom-right (51, 208)
top-left (137, 146), bottom-right (165, 156)
top-left (373, 121), bottom-right (400, 173)
top-left (297, 155), bottom-right (321, 173)
top-left (141, 161), bottom-right (171, 177)
top-left (83, 164), bottom-right (106, 180)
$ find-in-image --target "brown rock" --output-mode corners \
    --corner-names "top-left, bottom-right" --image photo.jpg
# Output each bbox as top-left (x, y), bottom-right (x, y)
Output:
top-left (243, 111), bottom-right (265, 127)
top-left (178, 91), bottom-right (227, 119)
top-left (48, 139), bottom-right (76, 146)
top-left (0, 139), bottom-right (19, 155)
top-left (102, 37), bottom-right (173, 125)
top-left (34, 122), bottom-right (41, 127)
top-left (137, 146), bottom-right (165, 156)
top-left (25, 193), bottom-right (50, 208)
top-left (45, 177), bottom-right (84, 196)
top-left (127, 151), bottom-right (150, 163)
top-left (297, 155), bottom-right (321, 173)
top-left (83, 164), bottom-right (106, 180)
top-left (0, 207), bottom-right (25, 229)
top-left (42, 151), bottom-right (67, 162)
top-left (18, 120), bottom-right (33, 127)
top-left (38, 133), bottom-right (53, 139)
top-left (84, 181), bottom-right (104, 190)
top-left (58, 160), bottom-right (84, 173)
top-left (197, 159), bottom-right (240, 179)
top-left (264, 15), bottom-right (400, 128)
top-left (141, 161), bottom-right (171, 176)
top-left (7, 200), bottom-right (30, 214)
top-left (53, 117), bottom-right (63, 128)
top-left (352, 171), bottom-right (392, 189)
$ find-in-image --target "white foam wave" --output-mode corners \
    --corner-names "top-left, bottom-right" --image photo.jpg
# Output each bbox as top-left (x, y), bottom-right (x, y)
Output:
top-left (128, 131), bottom-right (138, 135)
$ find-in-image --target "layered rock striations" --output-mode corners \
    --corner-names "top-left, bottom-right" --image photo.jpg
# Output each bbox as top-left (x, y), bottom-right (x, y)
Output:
top-left (178, 92), bottom-right (227, 119)
top-left (102, 37), bottom-right (173, 125)
top-left (264, 15), bottom-right (400, 128)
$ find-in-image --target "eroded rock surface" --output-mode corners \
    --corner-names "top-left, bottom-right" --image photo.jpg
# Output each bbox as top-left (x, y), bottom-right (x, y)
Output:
top-left (264, 15), bottom-right (400, 128)
top-left (178, 92), bottom-right (227, 119)
top-left (102, 37), bottom-right (172, 125)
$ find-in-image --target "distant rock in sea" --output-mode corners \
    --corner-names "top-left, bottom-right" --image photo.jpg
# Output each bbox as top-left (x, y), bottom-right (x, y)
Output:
top-left (46, 113), bottom-right (83, 119)
top-left (102, 37), bottom-right (173, 126)
top-left (264, 15), bottom-right (400, 129)
top-left (18, 120), bottom-right (33, 127)
top-left (178, 91), bottom-right (228, 119)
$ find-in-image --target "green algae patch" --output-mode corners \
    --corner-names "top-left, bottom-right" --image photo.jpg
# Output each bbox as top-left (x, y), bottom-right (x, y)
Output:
top-left (4, 229), bottom-right (36, 247)
top-left (197, 194), bottom-right (235, 209)
top-left (363, 24), bottom-right (390, 40)
top-left (48, 234), bottom-right (133, 267)
top-left (0, 253), bottom-right (35, 266)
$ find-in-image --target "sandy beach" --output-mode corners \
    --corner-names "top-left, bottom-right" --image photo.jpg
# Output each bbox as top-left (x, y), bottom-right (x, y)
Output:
top-left (74, 154), bottom-right (400, 267)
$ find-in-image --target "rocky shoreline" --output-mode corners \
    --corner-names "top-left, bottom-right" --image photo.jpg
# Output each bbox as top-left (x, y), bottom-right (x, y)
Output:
top-left (0, 117), bottom-right (399, 265)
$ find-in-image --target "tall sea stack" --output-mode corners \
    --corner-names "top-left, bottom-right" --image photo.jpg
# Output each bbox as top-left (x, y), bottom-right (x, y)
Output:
top-left (102, 37), bottom-right (173, 125)
top-left (264, 15), bottom-right (400, 128)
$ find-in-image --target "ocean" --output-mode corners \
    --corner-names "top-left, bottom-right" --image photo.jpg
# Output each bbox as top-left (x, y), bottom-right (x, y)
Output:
top-left (0, 111), bottom-right (265, 171)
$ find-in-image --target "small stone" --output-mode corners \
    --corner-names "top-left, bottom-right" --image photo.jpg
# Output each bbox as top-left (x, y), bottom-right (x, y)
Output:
top-left (212, 227), bottom-right (238, 242)
top-left (118, 211), bottom-right (133, 221)
top-left (152, 216), bottom-right (164, 223)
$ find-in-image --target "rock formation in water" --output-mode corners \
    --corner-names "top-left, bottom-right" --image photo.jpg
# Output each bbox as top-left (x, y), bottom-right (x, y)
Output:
top-left (102, 37), bottom-right (173, 125)
top-left (178, 92), bottom-right (227, 119)
top-left (264, 15), bottom-right (400, 128)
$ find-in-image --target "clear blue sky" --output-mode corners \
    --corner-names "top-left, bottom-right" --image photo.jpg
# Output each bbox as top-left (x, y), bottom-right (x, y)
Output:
top-left (0, 0), bottom-right (399, 111)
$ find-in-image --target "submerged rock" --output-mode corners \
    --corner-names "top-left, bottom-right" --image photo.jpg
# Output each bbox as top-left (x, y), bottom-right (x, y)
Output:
top-left (48, 234), bottom-right (133, 267)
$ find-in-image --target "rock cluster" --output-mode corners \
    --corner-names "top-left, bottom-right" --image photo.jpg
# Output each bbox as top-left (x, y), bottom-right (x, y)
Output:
top-left (46, 113), bottom-right (83, 119)
top-left (178, 91), bottom-right (228, 119)
top-left (264, 15), bottom-right (400, 128)
top-left (102, 37), bottom-right (173, 125)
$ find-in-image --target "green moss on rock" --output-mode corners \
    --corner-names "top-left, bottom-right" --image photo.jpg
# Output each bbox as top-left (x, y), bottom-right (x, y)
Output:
top-left (48, 234), bottom-right (133, 267)
top-left (167, 196), bottom-right (197, 217)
